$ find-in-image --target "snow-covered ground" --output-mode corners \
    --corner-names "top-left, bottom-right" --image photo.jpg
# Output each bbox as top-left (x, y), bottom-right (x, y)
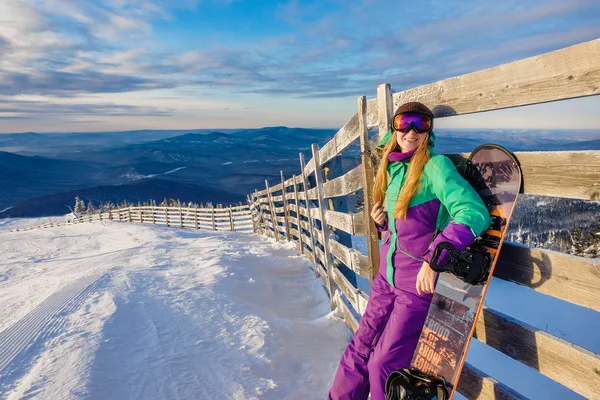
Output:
top-left (0, 219), bottom-right (349, 399)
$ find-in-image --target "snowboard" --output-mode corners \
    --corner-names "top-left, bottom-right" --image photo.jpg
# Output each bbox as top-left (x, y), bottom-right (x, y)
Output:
top-left (408, 144), bottom-right (522, 399)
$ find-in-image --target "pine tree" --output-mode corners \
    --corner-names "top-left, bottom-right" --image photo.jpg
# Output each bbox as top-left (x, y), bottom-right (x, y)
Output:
top-left (86, 201), bottom-right (95, 215)
top-left (74, 196), bottom-right (86, 214)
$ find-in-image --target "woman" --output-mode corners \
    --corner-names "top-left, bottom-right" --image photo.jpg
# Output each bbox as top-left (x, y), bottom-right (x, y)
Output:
top-left (328, 101), bottom-right (490, 400)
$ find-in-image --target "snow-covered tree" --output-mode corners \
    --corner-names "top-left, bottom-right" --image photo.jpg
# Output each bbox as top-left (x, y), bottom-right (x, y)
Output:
top-left (86, 201), bottom-right (95, 215)
top-left (74, 196), bottom-right (86, 214)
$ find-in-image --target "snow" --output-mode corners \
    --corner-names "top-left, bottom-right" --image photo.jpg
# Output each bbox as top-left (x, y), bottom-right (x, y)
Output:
top-left (0, 220), bottom-right (349, 399)
top-left (122, 166), bottom-right (188, 181)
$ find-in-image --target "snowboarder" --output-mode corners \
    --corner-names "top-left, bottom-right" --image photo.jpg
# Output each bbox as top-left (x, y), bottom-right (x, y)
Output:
top-left (328, 101), bottom-right (491, 400)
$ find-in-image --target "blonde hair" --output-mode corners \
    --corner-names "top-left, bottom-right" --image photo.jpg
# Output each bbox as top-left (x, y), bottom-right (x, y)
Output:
top-left (373, 133), bottom-right (431, 219)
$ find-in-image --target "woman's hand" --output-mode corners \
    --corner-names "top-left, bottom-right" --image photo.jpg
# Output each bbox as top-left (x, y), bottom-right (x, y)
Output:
top-left (416, 261), bottom-right (438, 297)
top-left (370, 202), bottom-right (387, 225)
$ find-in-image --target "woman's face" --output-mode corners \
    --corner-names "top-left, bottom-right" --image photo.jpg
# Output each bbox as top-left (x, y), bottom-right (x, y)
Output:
top-left (395, 129), bottom-right (428, 153)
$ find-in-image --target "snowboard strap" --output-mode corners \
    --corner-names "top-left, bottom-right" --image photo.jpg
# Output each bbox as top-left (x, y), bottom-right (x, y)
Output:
top-left (428, 239), bottom-right (492, 285)
top-left (385, 368), bottom-right (449, 400)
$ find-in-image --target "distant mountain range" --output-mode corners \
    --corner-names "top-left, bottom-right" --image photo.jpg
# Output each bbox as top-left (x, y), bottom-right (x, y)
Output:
top-left (0, 127), bottom-right (337, 217)
top-left (1, 127), bottom-right (598, 218)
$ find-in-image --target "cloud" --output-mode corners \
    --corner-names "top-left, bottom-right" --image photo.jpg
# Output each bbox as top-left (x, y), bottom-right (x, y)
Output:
top-left (0, 0), bottom-right (598, 130)
top-left (0, 70), bottom-right (175, 96)
top-left (0, 98), bottom-right (174, 119)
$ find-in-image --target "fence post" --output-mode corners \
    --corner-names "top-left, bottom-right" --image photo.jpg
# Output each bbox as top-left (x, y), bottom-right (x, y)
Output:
top-left (300, 153), bottom-right (320, 278)
top-left (179, 206), bottom-right (183, 228)
top-left (151, 206), bottom-right (155, 224)
top-left (359, 95), bottom-right (381, 282)
top-left (166, 207), bottom-right (170, 227)
top-left (212, 205), bottom-right (216, 231)
top-left (140, 207), bottom-right (144, 224)
top-left (292, 174), bottom-right (303, 252)
top-left (265, 180), bottom-right (278, 241)
top-left (280, 171), bottom-right (291, 241)
top-left (247, 195), bottom-right (257, 234)
top-left (254, 189), bottom-right (263, 235)
top-left (195, 206), bottom-right (199, 230)
top-left (377, 83), bottom-right (393, 140)
top-left (229, 206), bottom-right (235, 231)
top-left (311, 144), bottom-right (336, 308)
top-left (128, 206), bottom-right (132, 222)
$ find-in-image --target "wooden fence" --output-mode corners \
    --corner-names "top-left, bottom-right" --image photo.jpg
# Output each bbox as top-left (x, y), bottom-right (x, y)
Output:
top-left (247, 39), bottom-right (600, 399)
top-left (10, 205), bottom-right (253, 233)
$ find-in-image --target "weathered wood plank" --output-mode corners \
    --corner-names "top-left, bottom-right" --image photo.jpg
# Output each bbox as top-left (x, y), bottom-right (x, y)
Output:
top-left (301, 232), bottom-right (313, 250)
top-left (366, 98), bottom-right (379, 129)
top-left (359, 95), bottom-right (381, 281)
top-left (271, 195), bottom-right (283, 202)
top-left (356, 290), bottom-right (368, 315)
top-left (312, 142), bottom-right (335, 309)
top-left (285, 192), bottom-right (296, 201)
top-left (322, 164), bottom-right (363, 199)
top-left (332, 268), bottom-right (359, 312)
top-left (300, 152), bottom-right (319, 269)
top-left (299, 220), bottom-right (311, 233)
top-left (318, 113), bottom-right (360, 166)
top-left (392, 39), bottom-right (600, 119)
top-left (325, 210), bottom-right (366, 236)
top-left (270, 182), bottom-right (283, 193)
top-left (335, 295), bottom-right (359, 333)
top-left (457, 363), bottom-right (527, 400)
top-left (289, 226), bottom-right (300, 239)
top-left (377, 84), bottom-right (393, 138)
top-left (516, 151), bottom-right (600, 200)
top-left (306, 187), bottom-right (318, 201)
top-left (297, 205), bottom-right (309, 219)
top-left (265, 180), bottom-right (278, 242)
top-left (329, 238), bottom-right (371, 280)
top-left (292, 175), bottom-right (303, 252)
top-left (495, 242), bottom-right (600, 312)
top-left (475, 308), bottom-right (600, 399)
top-left (284, 176), bottom-right (295, 187)
top-left (304, 157), bottom-right (316, 176)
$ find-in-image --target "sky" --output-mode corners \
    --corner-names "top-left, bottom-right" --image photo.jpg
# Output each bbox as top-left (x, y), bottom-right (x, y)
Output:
top-left (0, 0), bottom-right (599, 133)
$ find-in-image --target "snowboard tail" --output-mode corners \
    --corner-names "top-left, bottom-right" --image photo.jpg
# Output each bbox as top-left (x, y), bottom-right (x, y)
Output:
top-left (405, 144), bottom-right (522, 399)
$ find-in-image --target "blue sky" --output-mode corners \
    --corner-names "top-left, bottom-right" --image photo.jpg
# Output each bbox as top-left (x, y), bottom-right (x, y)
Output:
top-left (0, 0), bottom-right (599, 133)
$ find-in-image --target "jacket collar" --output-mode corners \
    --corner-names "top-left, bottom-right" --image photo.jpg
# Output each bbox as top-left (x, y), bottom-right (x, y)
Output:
top-left (387, 148), bottom-right (417, 163)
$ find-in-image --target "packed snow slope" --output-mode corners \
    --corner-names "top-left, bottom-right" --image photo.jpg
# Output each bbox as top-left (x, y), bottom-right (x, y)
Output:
top-left (0, 219), bottom-right (349, 399)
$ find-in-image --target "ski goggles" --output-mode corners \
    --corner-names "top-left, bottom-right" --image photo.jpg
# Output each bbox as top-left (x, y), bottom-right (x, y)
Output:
top-left (392, 112), bottom-right (433, 134)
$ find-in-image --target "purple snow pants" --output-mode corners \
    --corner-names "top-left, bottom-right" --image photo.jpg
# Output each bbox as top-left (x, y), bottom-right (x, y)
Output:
top-left (328, 272), bottom-right (432, 400)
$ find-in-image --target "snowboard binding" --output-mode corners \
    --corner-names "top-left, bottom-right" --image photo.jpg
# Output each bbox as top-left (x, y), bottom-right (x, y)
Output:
top-left (428, 239), bottom-right (492, 285)
top-left (385, 368), bottom-right (449, 400)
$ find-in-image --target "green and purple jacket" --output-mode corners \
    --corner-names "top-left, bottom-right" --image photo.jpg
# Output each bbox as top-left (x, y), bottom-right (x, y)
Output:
top-left (376, 132), bottom-right (490, 290)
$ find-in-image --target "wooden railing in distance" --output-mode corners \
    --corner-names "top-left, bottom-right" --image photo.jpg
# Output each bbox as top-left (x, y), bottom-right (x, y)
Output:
top-left (248, 38), bottom-right (600, 400)
top-left (10, 205), bottom-right (253, 233)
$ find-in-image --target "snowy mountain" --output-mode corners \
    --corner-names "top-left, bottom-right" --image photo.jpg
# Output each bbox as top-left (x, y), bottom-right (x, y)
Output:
top-left (0, 127), bottom-right (338, 218)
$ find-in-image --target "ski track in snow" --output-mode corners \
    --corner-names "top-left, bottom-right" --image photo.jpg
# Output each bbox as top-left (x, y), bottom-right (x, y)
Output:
top-left (0, 220), bottom-right (349, 399)
top-left (0, 271), bottom-right (110, 373)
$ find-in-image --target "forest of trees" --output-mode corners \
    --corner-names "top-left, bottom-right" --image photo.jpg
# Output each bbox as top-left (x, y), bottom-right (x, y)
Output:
top-left (72, 197), bottom-right (245, 216)
top-left (506, 195), bottom-right (599, 258)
